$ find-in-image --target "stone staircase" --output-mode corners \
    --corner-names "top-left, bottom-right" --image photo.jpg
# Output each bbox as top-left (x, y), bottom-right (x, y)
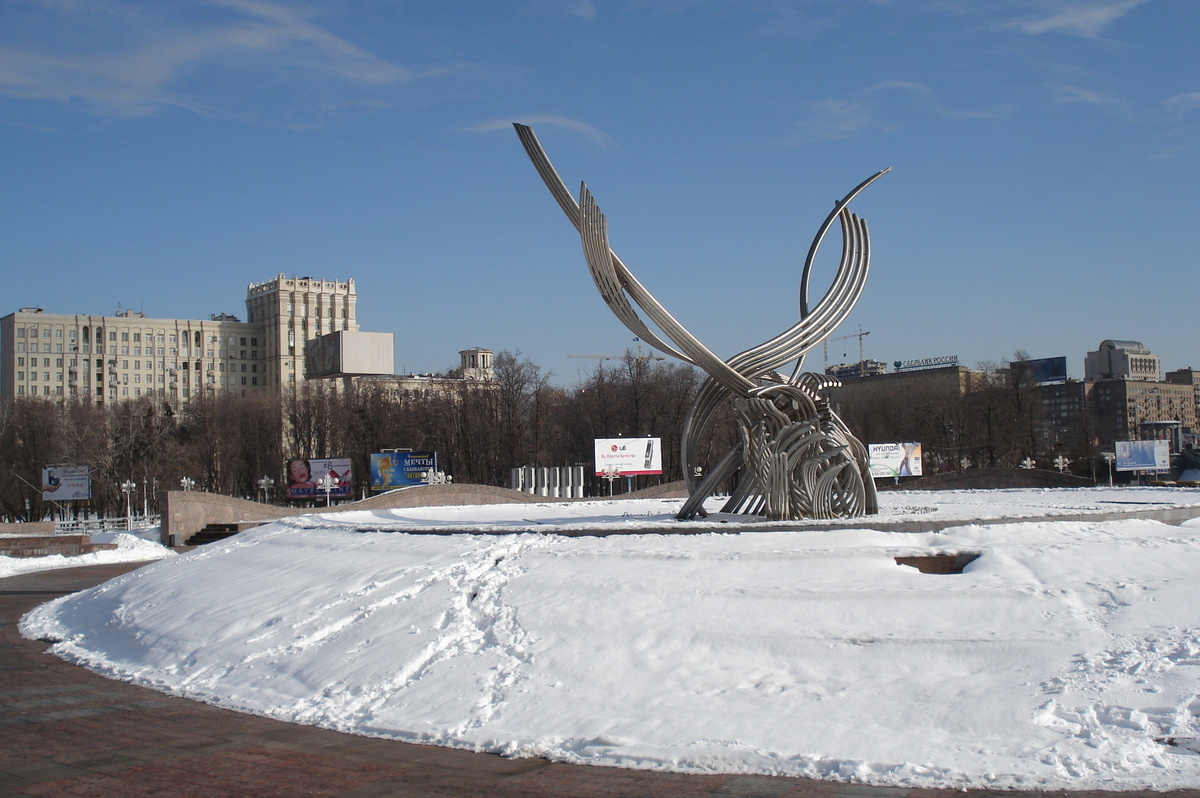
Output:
top-left (0, 535), bottom-right (119, 559)
top-left (183, 522), bottom-right (263, 547)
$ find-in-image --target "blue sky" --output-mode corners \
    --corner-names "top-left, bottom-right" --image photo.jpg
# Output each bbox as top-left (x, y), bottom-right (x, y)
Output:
top-left (2, 0), bottom-right (1197, 385)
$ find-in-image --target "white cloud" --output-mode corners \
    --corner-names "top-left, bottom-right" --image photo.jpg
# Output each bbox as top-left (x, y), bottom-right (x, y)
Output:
top-left (468, 115), bottom-right (619, 149)
top-left (1005, 0), bottom-right (1148, 38)
top-left (797, 99), bottom-right (875, 142)
top-left (0, 0), bottom-right (412, 118)
top-left (1052, 84), bottom-right (1126, 112)
top-left (1165, 92), bottom-right (1200, 113)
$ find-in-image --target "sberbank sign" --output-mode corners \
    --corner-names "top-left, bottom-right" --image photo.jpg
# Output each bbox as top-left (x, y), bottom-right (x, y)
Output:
top-left (894, 355), bottom-right (958, 372)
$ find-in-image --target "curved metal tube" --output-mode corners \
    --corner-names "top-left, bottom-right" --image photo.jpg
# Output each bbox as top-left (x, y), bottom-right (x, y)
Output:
top-left (514, 122), bottom-right (887, 521)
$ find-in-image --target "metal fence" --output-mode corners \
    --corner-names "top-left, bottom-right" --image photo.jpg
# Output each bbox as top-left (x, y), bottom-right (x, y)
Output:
top-left (54, 515), bottom-right (161, 535)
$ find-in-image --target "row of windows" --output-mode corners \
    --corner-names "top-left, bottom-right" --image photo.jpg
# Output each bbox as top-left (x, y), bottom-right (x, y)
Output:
top-left (13, 376), bottom-right (263, 397)
top-left (14, 363), bottom-right (261, 381)
top-left (14, 327), bottom-right (259, 348)
top-left (14, 356), bottom-right (261, 372)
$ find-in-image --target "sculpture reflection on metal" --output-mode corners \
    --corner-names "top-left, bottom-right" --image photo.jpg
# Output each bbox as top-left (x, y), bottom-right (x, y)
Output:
top-left (514, 123), bottom-right (888, 521)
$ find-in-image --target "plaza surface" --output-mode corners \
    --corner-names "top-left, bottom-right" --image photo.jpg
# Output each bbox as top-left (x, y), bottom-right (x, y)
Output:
top-left (9, 488), bottom-right (1200, 793)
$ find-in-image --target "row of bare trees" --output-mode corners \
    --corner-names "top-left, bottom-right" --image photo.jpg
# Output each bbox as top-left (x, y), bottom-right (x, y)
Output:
top-left (1, 351), bottom-right (729, 521)
top-left (2, 349), bottom-right (1091, 522)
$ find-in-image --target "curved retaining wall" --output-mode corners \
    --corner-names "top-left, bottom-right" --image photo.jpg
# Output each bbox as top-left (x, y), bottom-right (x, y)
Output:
top-left (881, 468), bottom-right (1094, 491)
top-left (160, 481), bottom-right (693, 546)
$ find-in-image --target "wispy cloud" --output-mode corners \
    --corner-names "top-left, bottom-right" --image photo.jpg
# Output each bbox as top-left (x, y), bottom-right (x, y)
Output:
top-left (1052, 84), bottom-right (1127, 113)
top-left (1004, 0), bottom-right (1148, 38)
top-left (468, 115), bottom-right (619, 149)
top-left (0, 0), bottom-right (413, 118)
top-left (795, 81), bottom-right (1010, 143)
top-left (1165, 92), bottom-right (1200, 114)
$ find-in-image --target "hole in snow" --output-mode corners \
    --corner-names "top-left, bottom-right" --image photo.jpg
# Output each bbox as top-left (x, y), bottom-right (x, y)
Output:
top-left (894, 552), bottom-right (980, 574)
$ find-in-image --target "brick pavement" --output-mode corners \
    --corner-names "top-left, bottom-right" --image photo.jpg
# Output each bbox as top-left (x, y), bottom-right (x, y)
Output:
top-left (3, 561), bottom-right (1199, 798)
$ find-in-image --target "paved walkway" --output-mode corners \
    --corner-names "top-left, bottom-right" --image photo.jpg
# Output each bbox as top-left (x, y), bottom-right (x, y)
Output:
top-left (1, 562), bottom-right (1196, 798)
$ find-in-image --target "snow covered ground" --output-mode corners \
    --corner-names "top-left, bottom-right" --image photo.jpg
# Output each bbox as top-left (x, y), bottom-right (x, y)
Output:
top-left (16, 487), bottom-right (1200, 790)
top-left (0, 531), bottom-right (173, 579)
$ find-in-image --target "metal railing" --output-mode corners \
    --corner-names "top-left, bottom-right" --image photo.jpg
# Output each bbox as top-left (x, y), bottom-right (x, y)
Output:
top-left (54, 515), bottom-right (161, 535)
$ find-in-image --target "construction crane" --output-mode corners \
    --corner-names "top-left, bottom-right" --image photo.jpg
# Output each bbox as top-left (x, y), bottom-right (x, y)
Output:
top-left (823, 326), bottom-right (870, 371)
top-left (569, 346), bottom-right (665, 363)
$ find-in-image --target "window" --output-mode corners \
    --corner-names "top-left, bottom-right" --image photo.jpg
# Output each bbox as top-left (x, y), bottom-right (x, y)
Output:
top-left (156, 334), bottom-right (164, 343)
top-left (16, 343), bottom-right (24, 353)
top-left (17, 357), bottom-right (24, 367)
top-left (121, 332), bottom-right (129, 341)
top-left (240, 350), bottom-right (246, 359)
top-left (31, 372), bottom-right (37, 381)
top-left (121, 346), bottom-right (129, 355)
top-left (240, 337), bottom-right (247, 346)
top-left (109, 331), bottom-right (116, 341)
top-left (134, 347), bottom-right (141, 355)
top-left (43, 329), bottom-right (51, 338)
top-left (168, 334), bottom-right (177, 344)
top-left (16, 328), bottom-right (25, 338)
top-left (241, 364), bottom-right (247, 372)
top-left (133, 333), bottom-right (141, 342)
top-left (56, 329), bottom-right (63, 339)
top-left (17, 372), bottom-right (24, 380)
top-left (122, 360), bottom-right (129, 369)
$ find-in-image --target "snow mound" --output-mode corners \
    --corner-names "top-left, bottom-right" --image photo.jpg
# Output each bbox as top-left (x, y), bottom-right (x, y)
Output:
top-left (18, 493), bottom-right (1200, 790)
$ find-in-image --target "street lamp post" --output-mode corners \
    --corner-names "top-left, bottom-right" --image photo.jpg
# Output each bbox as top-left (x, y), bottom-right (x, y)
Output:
top-left (257, 476), bottom-right (275, 504)
top-left (1101, 452), bottom-right (1115, 487)
top-left (180, 476), bottom-right (195, 492)
top-left (318, 473), bottom-right (336, 507)
top-left (121, 480), bottom-right (137, 531)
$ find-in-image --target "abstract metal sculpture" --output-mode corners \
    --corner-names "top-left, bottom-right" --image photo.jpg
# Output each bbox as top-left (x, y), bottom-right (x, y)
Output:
top-left (514, 123), bottom-right (888, 521)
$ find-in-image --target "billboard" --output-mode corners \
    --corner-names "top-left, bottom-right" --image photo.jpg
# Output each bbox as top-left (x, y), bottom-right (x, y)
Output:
top-left (41, 465), bottom-right (92, 501)
top-left (1115, 440), bottom-right (1170, 472)
top-left (1014, 356), bottom-right (1068, 385)
top-left (370, 451), bottom-right (438, 491)
top-left (594, 438), bottom-right (662, 476)
top-left (306, 330), bottom-right (394, 378)
top-left (868, 443), bottom-right (923, 479)
top-left (286, 457), bottom-right (352, 499)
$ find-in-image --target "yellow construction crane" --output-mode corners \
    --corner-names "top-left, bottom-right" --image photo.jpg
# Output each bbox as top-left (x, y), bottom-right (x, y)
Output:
top-left (823, 326), bottom-right (870, 371)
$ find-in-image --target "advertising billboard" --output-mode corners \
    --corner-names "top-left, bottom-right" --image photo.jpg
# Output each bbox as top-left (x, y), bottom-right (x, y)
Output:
top-left (1013, 356), bottom-right (1068, 385)
top-left (594, 438), bottom-right (662, 476)
top-left (41, 465), bottom-right (92, 501)
top-left (370, 451), bottom-right (438, 491)
top-left (306, 331), bottom-right (394, 378)
top-left (286, 457), bottom-right (352, 499)
top-left (1115, 440), bottom-right (1170, 472)
top-left (867, 443), bottom-right (923, 479)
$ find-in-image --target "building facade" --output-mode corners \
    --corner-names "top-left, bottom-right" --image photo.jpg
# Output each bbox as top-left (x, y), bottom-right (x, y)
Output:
top-left (1, 307), bottom-right (264, 407)
top-left (3, 275), bottom-right (361, 408)
top-left (2, 277), bottom-right (495, 410)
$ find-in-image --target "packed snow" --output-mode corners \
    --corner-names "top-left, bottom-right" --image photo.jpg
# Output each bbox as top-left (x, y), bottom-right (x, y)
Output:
top-left (0, 531), bottom-right (173, 579)
top-left (17, 487), bottom-right (1200, 790)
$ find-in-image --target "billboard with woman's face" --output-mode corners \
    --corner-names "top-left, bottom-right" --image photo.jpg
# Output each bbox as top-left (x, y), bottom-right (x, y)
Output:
top-left (286, 457), bottom-right (352, 499)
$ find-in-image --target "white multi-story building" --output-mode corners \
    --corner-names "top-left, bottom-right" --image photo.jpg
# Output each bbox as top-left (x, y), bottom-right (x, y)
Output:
top-left (1, 274), bottom-right (361, 407)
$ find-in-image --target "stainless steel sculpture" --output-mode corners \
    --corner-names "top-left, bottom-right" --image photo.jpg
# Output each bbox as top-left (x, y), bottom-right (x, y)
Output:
top-left (515, 123), bottom-right (888, 521)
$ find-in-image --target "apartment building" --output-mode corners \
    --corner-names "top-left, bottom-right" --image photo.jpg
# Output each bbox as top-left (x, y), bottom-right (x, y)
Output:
top-left (2, 274), bottom-right (359, 407)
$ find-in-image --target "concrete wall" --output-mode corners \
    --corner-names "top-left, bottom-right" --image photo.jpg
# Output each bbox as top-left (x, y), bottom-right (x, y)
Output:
top-left (0, 520), bottom-right (55, 536)
top-left (160, 481), bottom-right (694, 545)
top-left (882, 468), bottom-right (1094, 491)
